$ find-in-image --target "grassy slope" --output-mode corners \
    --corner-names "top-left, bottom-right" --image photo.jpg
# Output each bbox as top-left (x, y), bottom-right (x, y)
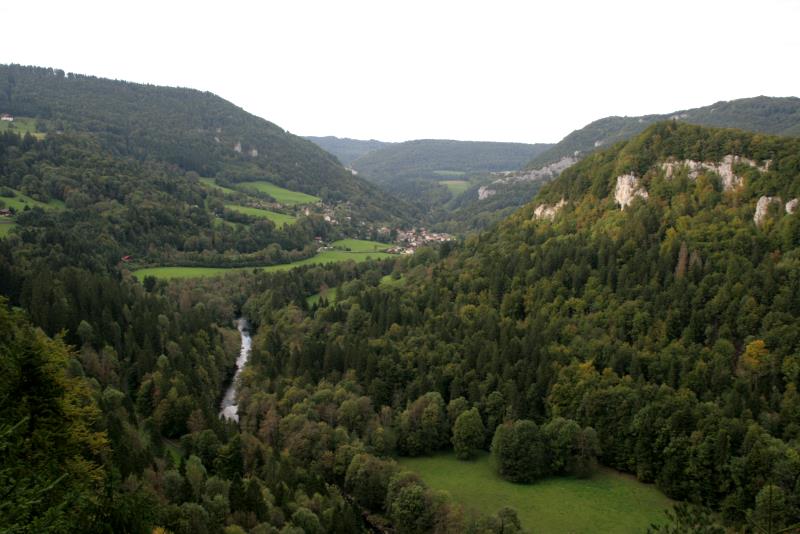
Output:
top-left (133, 239), bottom-right (392, 280)
top-left (306, 287), bottom-right (338, 307)
top-left (0, 117), bottom-right (46, 139)
top-left (332, 239), bottom-right (390, 252)
top-left (238, 181), bottom-right (321, 205)
top-left (399, 453), bottom-right (672, 534)
top-left (1, 190), bottom-right (64, 212)
top-left (440, 180), bottom-right (471, 195)
top-left (224, 204), bottom-right (296, 227)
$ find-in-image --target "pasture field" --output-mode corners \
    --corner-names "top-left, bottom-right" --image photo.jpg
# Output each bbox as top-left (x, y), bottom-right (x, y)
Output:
top-left (398, 453), bottom-right (673, 534)
top-left (224, 204), bottom-right (296, 227)
top-left (1, 190), bottom-right (64, 212)
top-left (237, 181), bottom-right (321, 205)
top-left (439, 179), bottom-right (471, 195)
top-left (433, 170), bottom-right (467, 177)
top-left (331, 238), bottom-right (390, 252)
top-left (0, 117), bottom-right (46, 139)
top-left (133, 244), bottom-right (393, 280)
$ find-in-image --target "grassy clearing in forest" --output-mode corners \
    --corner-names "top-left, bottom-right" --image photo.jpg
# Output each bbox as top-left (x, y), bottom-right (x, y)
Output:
top-left (224, 204), bottom-right (297, 227)
top-left (133, 242), bottom-right (393, 280)
top-left (439, 179), bottom-right (471, 195)
top-left (0, 117), bottom-right (46, 139)
top-left (331, 239), bottom-right (390, 252)
top-left (399, 452), bottom-right (673, 534)
top-left (237, 181), bottom-right (321, 205)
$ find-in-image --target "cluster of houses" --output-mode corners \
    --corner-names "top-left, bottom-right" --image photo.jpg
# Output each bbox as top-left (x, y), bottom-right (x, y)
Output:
top-left (0, 208), bottom-right (13, 217)
top-left (385, 227), bottom-right (454, 254)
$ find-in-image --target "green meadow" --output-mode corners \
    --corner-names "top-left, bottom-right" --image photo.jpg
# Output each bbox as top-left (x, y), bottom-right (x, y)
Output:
top-left (1, 190), bottom-right (64, 212)
top-left (237, 181), bottom-right (321, 205)
top-left (306, 287), bottom-right (338, 307)
top-left (133, 240), bottom-right (392, 280)
top-left (332, 238), bottom-right (390, 252)
top-left (440, 179), bottom-right (471, 195)
top-left (399, 453), bottom-right (673, 534)
top-left (0, 117), bottom-right (46, 139)
top-left (433, 170), bottom-right (467, 177)
top-left (224, 204), bottom-right (297, 227)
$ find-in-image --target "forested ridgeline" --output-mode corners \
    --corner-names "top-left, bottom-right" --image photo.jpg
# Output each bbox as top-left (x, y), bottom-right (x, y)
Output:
top-left (0, 64), bottom-right (410, 222)
top-left (526, 95), bottom-right (800, 170)
top-left (240, 123), bottom-right (800, 530)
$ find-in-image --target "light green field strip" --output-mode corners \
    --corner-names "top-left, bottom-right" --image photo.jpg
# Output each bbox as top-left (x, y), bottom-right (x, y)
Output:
top-left (133, 242), bottom-right (393, 280)
top-left (199, 177), bottom-right (239, 195)
top-left (0, 117), bottom-right (46, 139)
top-left (224, 204), bottom-right (297, 227)
top-left (439, 180), bottom-right (471, 195)
top-left (236, 181), bottom-right (321, 205)
top-left (433, 170), bottom-right (467, 177)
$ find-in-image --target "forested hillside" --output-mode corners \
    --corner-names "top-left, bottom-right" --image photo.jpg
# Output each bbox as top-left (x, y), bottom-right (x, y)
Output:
top-left (0, 64), bottom-right (407, 221)
top-left (448, 97), bottom-right (800, 234)
top-left (240, 122), bottom-right (800, 531)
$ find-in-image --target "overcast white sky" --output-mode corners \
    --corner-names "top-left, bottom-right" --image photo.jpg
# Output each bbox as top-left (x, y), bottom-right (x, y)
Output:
top-left (1, 0), bottom-right (798, 143)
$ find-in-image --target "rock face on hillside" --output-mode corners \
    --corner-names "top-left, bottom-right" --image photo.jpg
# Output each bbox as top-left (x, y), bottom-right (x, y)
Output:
top-left (753, 196), bottom-right (799, 225)
top-left (661, 155), bottom-right (768, 191)
top-left (614, 174), bottom-right (649, 210)
top-left (533, 198), bottom-right (567, 220)
top-left (478, 186), bottom-right (497, 200)
top-left (477, 156), bottom-right (577, 201)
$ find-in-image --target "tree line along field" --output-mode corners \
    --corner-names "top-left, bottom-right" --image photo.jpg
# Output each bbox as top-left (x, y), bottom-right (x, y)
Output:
top-left (132, 239), bottom-right (392, 280)
top-left (399, 453), bottom-right (673, 533)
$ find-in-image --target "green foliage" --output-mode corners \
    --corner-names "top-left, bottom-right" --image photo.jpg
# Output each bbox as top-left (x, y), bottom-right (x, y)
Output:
top-left (452, 408), bottom-right (486, 460)
top-left (0, 300), bottom-right (108, 532)
top-left (491, 420), bottom-right (548, 483)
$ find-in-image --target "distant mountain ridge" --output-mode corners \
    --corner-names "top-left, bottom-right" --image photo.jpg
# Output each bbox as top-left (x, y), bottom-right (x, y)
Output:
top-left (527, 96), bottom-right (800, 171)
top-left (351, 139), bottom-right (553, 185)
top-left (304, 136), bottom-right (392, 167)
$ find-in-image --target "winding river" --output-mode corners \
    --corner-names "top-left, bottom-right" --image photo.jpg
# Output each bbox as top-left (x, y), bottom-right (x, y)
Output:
top-left (219, 318), bottom-right (251, 422)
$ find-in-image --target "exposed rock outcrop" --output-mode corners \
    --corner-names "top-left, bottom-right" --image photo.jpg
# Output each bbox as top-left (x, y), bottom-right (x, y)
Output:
top-left (234, 142), bottom-right (242, 153)
top-left (661, 155), bottom-right (769, 191)
top-left (478, 186), bottom-right (496, 200)
top-left (249, 148), bottom-right (258, 157)
top-left (786, 198), bottom-right (799, 214)
top-left (477, 156), bottom-right (578, 201)
top-left (533, 198), bottom-right (567, 220)
top-left (614, 174), bottom-right (648, 210)
top-left (754, 196), bottom-right (783, 226)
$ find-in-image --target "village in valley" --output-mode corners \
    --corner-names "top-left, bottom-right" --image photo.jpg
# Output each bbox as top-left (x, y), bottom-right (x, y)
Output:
top-left (381, 227), bottom-right (454, 254)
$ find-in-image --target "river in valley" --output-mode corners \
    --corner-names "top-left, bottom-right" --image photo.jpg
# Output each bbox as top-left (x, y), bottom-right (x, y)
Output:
top-left (219, 317), bottom-right (251, 422)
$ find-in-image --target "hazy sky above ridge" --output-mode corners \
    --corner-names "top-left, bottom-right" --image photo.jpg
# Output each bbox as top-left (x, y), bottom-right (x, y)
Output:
top-left (1, 0), bottom-right (799, 143)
